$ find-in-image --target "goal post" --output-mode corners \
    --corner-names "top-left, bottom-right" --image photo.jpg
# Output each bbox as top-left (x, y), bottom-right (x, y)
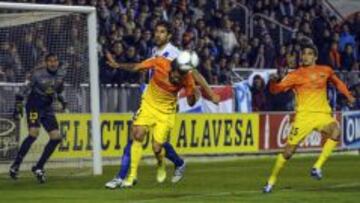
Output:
top-left (0, 2), bottom-right (102, 175)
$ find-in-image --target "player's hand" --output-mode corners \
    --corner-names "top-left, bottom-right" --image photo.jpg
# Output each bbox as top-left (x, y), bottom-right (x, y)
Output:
top-left (61, 101), bottom-right (69, 113)
top-left (105, 51), bottom-right (116, 63)
top-left (106, 60), bottom-right (120, 69)
top-left (194, 87), bottom-right (201, 102)
top-left (210, 93), bottom-right (220, 105)
top-left (269, 73), bottom-right (279, 82)
top-left (13, 101), bottom-right (24, 120)
top-left (347, 96), bottom-right (356, 107)
top-left (63, 108), bottom-right (70, 113)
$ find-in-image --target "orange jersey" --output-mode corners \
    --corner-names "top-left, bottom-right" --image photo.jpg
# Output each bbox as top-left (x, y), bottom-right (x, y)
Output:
top-left (270, 65), bottom-right (352, 113)
top-left (138, 57), bottom-right (195, 113)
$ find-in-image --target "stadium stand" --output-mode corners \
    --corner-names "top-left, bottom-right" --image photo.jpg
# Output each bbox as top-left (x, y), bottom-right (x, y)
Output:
top-left (0, 0), bottom-right (359, 111)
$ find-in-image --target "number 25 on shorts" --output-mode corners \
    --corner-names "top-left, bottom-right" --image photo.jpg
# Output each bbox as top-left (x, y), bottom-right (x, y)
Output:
top-left (288, 127), bottom-right (299, 141)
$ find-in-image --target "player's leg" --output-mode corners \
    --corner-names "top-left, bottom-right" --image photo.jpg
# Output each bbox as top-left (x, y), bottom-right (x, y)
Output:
top-left (152, 113), bottom-right (183, 183)
top-left (117, 139), bottom-right (132, 178)
top-left (163, 142), bottom-right (186, 183)
top-left (32, 112), bottom-right (61, 183)
top-left (9, 108), bottom-right (40, 180)
top-left (264, 114), bottom-right (312, 193)
top-left (264, 144), bottom-right (298, 193)
top-left (312, 119), bottom-right (340, 180)
top-left (122, 125), bottom-right (147, 187)
top-left (106, 139), bottom-right (183, 188)
top-left (153, 140), bottom-right (166, 183)
top-left (159, 114), bottom-right (185, 183)
top-left (106, 103), bottom-right (151, 188)
top-left (152, 120), bottom-right (170, 183)
top-left (163, 142), bottom-right (184, 168)
top-left (105, 139), bottom-right (132, 189)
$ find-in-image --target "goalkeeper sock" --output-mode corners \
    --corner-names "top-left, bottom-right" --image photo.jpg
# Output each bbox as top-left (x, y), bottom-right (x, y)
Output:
top-left (116, 140), bottom-right (132, 179)
top-left (164, 142), bottom-right (184, 167)
top-left (35, 139), bottom-right (61, 169)
top-left (313, 139), bottom-right (338, 170)
top-left (13, 135), bottom-right (37, 167)
top-left (268, 153), bottom-right (287, 185)
top-left (128, 140), bottom-right (143, 179)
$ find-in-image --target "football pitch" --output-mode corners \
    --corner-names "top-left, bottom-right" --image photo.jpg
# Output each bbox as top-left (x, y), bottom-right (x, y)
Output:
top-left (0, 154), bottom-right (359, 203)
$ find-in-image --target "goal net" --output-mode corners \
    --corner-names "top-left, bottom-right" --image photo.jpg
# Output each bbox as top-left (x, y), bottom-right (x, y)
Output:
top-left (0, 2), bottom-right (102, 176)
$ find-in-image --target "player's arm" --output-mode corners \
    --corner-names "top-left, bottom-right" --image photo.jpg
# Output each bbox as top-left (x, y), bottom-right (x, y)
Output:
top-left (191, 69), bottom-right (220, 104)
top-left (269, 72), bottom-right (299, 94)
top-left (106, 51), bottom-right (156, 72)
top-left (329, 71), bottom-right (355, 104)
top-left (56, 81), bottom-right (68, 112)
top-left (105, 51), bottom-right (139, 71)
top-left (13, 73), bottom-right (35, 119)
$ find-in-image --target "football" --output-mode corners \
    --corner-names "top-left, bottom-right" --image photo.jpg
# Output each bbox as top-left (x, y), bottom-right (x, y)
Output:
top-left (175, 50), bottom-right (200, 71)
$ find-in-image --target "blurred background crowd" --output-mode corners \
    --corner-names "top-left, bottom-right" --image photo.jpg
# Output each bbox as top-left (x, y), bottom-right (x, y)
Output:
top-left (0, 0), bottom-right (359, 111)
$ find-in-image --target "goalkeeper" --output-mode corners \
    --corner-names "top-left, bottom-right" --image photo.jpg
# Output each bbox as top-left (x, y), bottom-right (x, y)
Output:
top-left (9, 53), bottom-right (67, 184)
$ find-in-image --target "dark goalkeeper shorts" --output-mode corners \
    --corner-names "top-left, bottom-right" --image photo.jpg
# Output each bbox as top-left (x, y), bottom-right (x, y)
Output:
top-left (25, 99), bottom-right (59, 132)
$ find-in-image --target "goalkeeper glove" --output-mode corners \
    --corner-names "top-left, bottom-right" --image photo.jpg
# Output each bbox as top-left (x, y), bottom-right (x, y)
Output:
top-left (58, 97), bottom-right (69, 112)
top-left (13, 94), bottom-right (24, 120)
top-left (61, 101), bottom-right (69, 113)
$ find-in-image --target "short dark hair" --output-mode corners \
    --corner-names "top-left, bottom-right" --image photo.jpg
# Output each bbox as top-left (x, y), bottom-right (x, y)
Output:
top-left (155, 20), bottom-right (173, 34)
top-left (45, 53), bottom-right (58, 60)
top-left (301, 43), bottom-right (318, 57)
top-left (171, 60), bottom-right (189, 75)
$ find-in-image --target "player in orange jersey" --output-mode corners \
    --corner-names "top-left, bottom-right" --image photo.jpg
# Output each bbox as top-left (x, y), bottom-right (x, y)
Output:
top-left (106, 55), bottom-right (198, 187)
top-left (263, 44), bottom-right (355, 193)
top-left (105, 21), bottom-right (218, 189)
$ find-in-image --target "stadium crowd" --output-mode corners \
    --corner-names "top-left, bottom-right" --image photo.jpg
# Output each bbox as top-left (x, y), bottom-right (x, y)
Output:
top-left (0, 0), bottom-right (359, 111)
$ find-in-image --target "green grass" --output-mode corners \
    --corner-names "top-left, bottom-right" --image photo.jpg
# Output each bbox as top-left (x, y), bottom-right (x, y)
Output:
top-left (0, 155), bottom-right (360, 203)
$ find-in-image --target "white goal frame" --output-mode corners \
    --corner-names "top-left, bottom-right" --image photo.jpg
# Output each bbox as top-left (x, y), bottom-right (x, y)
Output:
top-left (0, 2), bottom-right (102, 175)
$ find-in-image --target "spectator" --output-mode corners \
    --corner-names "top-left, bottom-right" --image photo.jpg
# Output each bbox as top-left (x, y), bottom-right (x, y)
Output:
top-left (100, 42), bottom-right (124, 84)
top-left (318, 29), bottom-right (333, 64)
top-left (217, 57), bottom-right (231, 85)
top-left (263, 34), bottom-right (276, 68)
top-left (341, 43), bottom-right (356, 71)
top-left (0, 66), bottom-right (6, 81)
top-left (253, 18), bottom-right (268, 39)
top-left (0, 42), bottom-right (22, 82)
top-left (253, 1), bottom-right (263, 14)
top-left (279, 0), bottom-right (294, 17)
top-left (339, 24), bottom-right (356, 52)
top-left (267, 68), bottom-right (294, 111)
top-left (216, 18), bottom-right (239, 56)
top-left (251, 75), bottom-right (268, 111)
top-left (119, 13), bottom-right (136, 35)
top-left (350, 83), bottom-right (360, 110)
top-left (329, 41), bottom-right (341, 70)
top-left (199, 58), bottom-right (216, 85)
top-left (253, 44), bottom-right (265, 68)
top-left (286, 44), bottom-right (299, 69)
top-left (351, 12), bottom-right (360, 60)
top-left (17, 32), bottom-right (37, 74)
top-left (122, 46), bottom-right (141, 84)
top-left (3, 0), bottom-right (360, 91)
top-left (275, 45), bottom-right (287, 69)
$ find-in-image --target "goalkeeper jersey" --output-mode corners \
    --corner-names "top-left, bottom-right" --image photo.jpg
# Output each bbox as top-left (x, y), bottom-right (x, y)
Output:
top-left (138, 57), bottom-right (195, 114)
top-left (270, 65), bottom-right (352, 113)
top-left (21, 67), bottom-right (66, 106)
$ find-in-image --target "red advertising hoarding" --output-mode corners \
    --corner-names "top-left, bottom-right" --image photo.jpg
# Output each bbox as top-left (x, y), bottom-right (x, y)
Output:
top-left (259, 112), bottom-right (342, 151)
